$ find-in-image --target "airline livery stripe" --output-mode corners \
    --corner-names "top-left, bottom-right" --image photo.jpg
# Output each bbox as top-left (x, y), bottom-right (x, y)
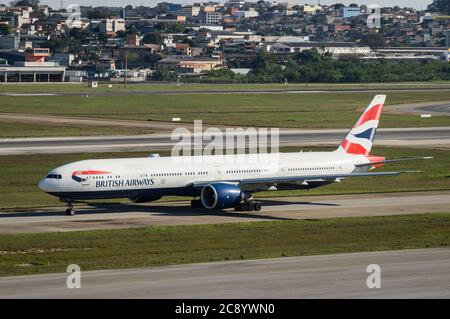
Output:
top-left (353, 127), bottom-right (376, 140)
top-left (341, 139), bottom-right (369, 155)
top-left (72, 170), bottom-right (111, 176)
top-left (355, 103), bottom-right (383, 128)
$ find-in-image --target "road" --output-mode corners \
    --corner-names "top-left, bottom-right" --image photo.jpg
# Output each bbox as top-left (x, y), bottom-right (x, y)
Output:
top-left (387, 100), bottom-right (450, 116)
top-left (0, 248), bottom-right (448, 298)
top-left (1, 191), bottom-right (449, 234)
top-left (1, 126), bottom-right (450, 154)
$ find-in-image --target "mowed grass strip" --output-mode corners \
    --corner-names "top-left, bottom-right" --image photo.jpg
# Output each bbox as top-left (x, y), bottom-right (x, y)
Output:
top-left (1, 82), bottom-right (450, 94)
top-left (1, 91), bottom-right (450, 128)
top-left (0, 122), bottom-right (156, 138)
top-left (0, 147), bottom-right (449, 209)
top-left (0, 213), bottom-right (449, 277)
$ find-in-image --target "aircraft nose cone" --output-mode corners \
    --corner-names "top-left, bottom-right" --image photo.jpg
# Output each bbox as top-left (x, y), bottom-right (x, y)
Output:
top-left (38, 178), bottom-right (49, 192)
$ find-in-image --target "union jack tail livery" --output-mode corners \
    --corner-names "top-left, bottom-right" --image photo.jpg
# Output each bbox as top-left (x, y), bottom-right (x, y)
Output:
top-left (337, 95), bottom-right (386, 155)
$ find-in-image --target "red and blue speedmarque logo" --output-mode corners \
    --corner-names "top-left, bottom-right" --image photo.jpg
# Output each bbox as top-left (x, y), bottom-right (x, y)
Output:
top-left (71, 170), bottom-right (111, 182)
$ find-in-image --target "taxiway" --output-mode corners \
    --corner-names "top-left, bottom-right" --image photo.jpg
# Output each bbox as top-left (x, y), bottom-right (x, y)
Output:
top-left (1, 191), bottom-right (449, 234)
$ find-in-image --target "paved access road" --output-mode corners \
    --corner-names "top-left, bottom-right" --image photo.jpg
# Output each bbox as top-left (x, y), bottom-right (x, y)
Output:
top-left (0, 248), bottom-right (448, 298)
top-left (1, 191), bottom-right (449, 234)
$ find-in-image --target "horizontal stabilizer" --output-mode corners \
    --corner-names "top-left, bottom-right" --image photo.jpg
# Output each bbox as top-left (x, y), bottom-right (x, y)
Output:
top-left (355, 156), bottom-right (433, 168)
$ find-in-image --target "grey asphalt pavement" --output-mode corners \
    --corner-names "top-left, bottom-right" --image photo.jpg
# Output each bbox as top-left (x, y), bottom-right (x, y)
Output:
top-left (0, 248), bottom-right (448, 298)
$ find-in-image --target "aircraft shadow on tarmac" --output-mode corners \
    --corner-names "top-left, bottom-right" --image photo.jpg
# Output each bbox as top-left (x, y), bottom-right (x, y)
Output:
top-left (0, 199), bottom-right (340, 221)
top-left (258, 199), bottom-right (339, 207)
top-left (0, 205), bottom-right (291, 221)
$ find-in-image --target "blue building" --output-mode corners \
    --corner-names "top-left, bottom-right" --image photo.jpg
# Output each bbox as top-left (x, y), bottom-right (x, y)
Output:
top-left (340, 7), bottom-right (362, 18)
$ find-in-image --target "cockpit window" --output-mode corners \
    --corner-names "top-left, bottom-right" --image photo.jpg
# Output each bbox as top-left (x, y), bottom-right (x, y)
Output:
top-left (46, 174), bottom-right (62, 179)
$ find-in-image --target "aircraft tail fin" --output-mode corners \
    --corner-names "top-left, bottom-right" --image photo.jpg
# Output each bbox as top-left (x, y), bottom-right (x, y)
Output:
top-left (337, 95), bottom-right (386, 155)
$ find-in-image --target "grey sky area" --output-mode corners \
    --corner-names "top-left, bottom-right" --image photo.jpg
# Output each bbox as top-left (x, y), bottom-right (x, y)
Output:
top-left (1, 1), bottom-right (434, 10)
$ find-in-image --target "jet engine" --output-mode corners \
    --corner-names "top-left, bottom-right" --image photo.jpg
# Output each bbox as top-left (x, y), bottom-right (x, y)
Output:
top-left (200, 183), bottom-right (243, 209)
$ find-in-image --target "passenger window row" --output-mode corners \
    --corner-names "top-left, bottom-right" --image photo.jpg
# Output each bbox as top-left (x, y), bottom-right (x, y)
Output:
top-left (288, 167), bottom-right (335, 172)
top-left (226, 169), bottom-right (268, 174)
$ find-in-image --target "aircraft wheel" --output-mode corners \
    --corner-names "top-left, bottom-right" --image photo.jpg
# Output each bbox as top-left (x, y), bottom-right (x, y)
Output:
top-left (254, 202), bottom-right (262, 211)
top-left (65, 208), bottom-right (75, 216)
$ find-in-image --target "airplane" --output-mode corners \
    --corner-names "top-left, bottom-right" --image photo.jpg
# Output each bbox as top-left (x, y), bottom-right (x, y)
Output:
top-left (39, 95), bottom-right (431, 216)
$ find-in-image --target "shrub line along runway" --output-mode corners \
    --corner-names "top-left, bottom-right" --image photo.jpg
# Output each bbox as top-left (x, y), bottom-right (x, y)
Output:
top-left (1, 191), bottom-right (449, 234)
top-left (0, 248), bottom-right (449, 298)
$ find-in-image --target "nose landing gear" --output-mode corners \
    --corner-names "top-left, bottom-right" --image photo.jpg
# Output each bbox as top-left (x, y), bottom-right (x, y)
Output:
top-left (61, 199), bottom-right (75, 216)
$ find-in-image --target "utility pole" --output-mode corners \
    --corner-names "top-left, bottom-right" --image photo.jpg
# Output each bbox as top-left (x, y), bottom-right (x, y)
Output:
top-left (124, 53), bottom-right (128, 89)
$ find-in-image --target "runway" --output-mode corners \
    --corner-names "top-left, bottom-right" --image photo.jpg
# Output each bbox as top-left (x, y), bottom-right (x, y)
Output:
top-left (1, 126), bottom-right (450, 154)
top-left (1, 191), bottom-right (449, 234)
top-left (0, 248), bottom-right (449, 298)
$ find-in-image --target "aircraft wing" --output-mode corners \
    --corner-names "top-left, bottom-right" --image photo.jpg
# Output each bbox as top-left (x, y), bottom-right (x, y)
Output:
top-left (190, 171), bottom-right (420, 188)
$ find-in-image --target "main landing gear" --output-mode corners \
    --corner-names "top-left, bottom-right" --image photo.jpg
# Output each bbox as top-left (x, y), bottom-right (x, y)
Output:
top-left (234, 199), bottom-right (262, 212)
top-left (190, 198), bottom-right (262, 212)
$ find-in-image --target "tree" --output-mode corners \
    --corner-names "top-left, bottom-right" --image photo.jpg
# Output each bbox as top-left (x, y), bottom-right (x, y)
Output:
top-left (143, 32), bottom-right (163, 44)
top-left (295, 49), bottom-right (321, 64)
top-left (0, 24), bottom-right (11, 36)
top-left (428, 0), bottom-right (450, 14)
top-left (11, 0), bottom-right (39, 9)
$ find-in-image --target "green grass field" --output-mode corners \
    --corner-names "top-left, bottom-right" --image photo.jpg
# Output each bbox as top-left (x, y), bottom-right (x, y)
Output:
top-left (0, 122), bottom-right (155, 138)
top-left (1, 81), bottom-right (450, 94)
top-left (0, 213), bottom-right (449, 276)
top-left (1, 91), bottom-right (450, 130)
top-left (0, 147), bottom-right (448, 209)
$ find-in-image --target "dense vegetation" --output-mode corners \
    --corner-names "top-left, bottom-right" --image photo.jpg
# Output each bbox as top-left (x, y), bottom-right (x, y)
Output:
top-left (197, 50), bottom-right (450, 84)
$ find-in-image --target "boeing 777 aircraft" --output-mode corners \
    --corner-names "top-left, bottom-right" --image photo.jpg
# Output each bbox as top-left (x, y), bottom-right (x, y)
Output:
top-left (39, 95), bottom-right (430, 215)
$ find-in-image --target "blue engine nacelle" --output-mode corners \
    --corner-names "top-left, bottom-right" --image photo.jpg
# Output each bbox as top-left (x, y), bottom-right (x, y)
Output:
top-left (201, 183), bottom-right (243, 209)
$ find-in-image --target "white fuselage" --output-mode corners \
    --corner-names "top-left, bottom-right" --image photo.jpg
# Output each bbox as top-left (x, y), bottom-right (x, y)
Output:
top-left (38, 151), bottom-right (369, 201)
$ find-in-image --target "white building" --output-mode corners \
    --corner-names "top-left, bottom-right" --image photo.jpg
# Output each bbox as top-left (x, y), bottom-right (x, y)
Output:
top-left (303, 5), bottom-right (322, 14)
top-left (199, 12), bottom-right (222, 24)
top-left (99, 18), bottom-right (125, 34)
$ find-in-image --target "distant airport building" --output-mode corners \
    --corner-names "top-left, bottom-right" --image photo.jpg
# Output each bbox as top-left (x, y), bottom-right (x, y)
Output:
top-left (0, 48), bottom-right (66, 82)
top-left (0, 62), bottom-right (66, 82)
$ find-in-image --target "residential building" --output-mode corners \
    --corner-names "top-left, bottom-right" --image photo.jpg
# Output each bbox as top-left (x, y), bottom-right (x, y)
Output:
top-left (340, 7), bottom-right (362, 18)
top-left (199, 12), bottom-right (222, 24)
top-left (99, 18), bottom-right (126, 35)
